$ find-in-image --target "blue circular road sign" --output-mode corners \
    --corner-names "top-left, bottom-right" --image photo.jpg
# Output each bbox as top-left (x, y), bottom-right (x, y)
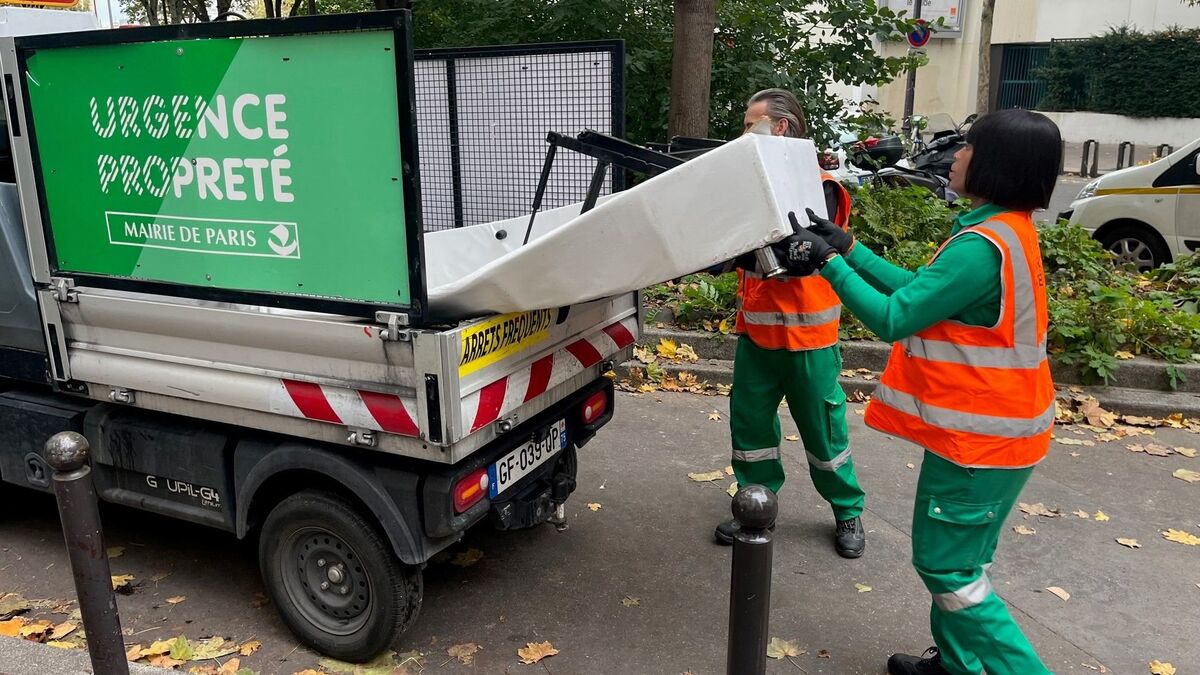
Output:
top-left (908, 20), bottom-right (932, 48)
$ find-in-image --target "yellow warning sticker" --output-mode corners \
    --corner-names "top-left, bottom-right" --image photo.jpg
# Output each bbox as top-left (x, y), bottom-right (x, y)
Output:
top-left (459, 309), bottom-right (555, 377)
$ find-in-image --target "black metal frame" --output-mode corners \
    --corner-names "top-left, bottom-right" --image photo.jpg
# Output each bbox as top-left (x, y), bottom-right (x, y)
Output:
top-left (13, 10), bottom-right (427, 322)
top-left (415, 40), bottom-right (625, 230)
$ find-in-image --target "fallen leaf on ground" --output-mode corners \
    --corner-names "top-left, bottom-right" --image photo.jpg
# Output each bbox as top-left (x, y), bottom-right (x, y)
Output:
top-left (906, 463), bottom-right (916, 469)
top-left (1114, 350), bottom-right (1135, 360)
top-left (107, 546), bottom-right (125, 559)
top-left (708, 411), bottom-right (722, 421)
top-left (819, 649), bottom-right (832, 658)
top-left (1174, 468), bottom-right (1200, 483)
top-left (1095, 511), bottom-right (1111, 522)
top-left (451, 548), bottom-right (484, 568)
top-left (148, 655), bottom-right (186, 669)
top-left (0, 618), bottom-right (25, 637)
top-left (1145, 444), bottom-right (1173, 456)
top-left (1124, 415), bottom-right (1159, 427)
top-left (632, 345), bottom-right (656, 364)
top-left (238, 640), bottom-right (261, 657)
top-left (126, 644), bottom-right (144, 661)
top-left (1149, 661), bottom-right (1176, 675)
top-left (621, 596), bottom-right (640, 607)
top-left (1163, 528), bottom-right (1200, 546)
top-left (1018, 503), bottom-right (1061, 518)
top-left (784, 434), bottom-right (800, 442)
top-left (1175, 447), bottom-right (1198, 458)
top-left (687, 470), bottom-right (724, 482)
top-left (166, 596), bottom-right (186, 605)
top-left (110, 575), bottom-right (135, 591)
top-left (655, 338), bottom-right (677, 360)
top-left (448, 642), bottom-right (481, 665)
top-left (1055, 437), bottom-right (1094, 447)
top-left (46, 641), bottom-right (76, 649)
top-left (1013, 525), bottom-right (1037, 536)
top-left (517, 641), bottom-right (558, 664)
top-left (766, 637), bottom-right (803, 659)
top-left (1073, 510), bottom-right (1090, 519)
top-left (727, 481), bottom-right (738, 497)
top-left (48, 622), bottom-right (77, 640)
top-left (1116, 538), bottom-right (1142, 549)
top-left (170, 635), bottom-right (195, 661)
top-left (840, 369), bottom-right (856, 377)
top-left (586, 503), bottom-right (602, 511)
top-left (1095, 432), bottom-right (1120, 442)
top-left (1166, 413), bottom-right (1186, 428)
top-left (320, 650), bottom-right (410, 675)
top-left (1045, 586), bottom-right (1071, 601)
top-left (139, 639), bottom-right (178, 659)
top-left (676, 344), bottom-right (699, 362)
top-left (724, 465), bottom-right (734, 475)
top-left (855, 583), bottom-right (872, 593)
top-left (0, 594), bottom-right (31, 620)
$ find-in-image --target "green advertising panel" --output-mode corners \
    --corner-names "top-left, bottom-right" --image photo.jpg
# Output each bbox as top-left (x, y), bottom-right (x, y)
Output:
top-left (22, 24), bottom-right (416, 309)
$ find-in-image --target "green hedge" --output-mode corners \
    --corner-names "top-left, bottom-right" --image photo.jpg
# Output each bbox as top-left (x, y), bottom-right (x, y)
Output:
top-left (1036, 26), bottom-right (1200, 119)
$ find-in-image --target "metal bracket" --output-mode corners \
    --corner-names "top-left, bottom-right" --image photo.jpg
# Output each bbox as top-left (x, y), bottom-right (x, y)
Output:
top-left (496, 414), bottom-right (519, 434)
top-left (108, 388), bottom-right (134, 405)
top-left (376, 311), bottom-right (411, 342)
top-left (50, 277), bottom-right (78, 303)
top-left (346, 429), bottom-right (377, 448)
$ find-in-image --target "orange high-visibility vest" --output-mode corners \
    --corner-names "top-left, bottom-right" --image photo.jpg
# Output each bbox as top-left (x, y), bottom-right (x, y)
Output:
top-left (735, 173), bottom-right (852, 352)
top-left (864, 211), bottom-right (1056, 468)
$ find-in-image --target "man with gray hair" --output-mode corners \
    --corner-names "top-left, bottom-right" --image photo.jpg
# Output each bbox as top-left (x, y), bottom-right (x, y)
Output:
top-left (716, 88), bottom-right (866, 559)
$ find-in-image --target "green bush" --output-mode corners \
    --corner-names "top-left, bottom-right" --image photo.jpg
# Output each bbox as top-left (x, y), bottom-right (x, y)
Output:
top-left (1037, 26), bottom-right (1200, 119)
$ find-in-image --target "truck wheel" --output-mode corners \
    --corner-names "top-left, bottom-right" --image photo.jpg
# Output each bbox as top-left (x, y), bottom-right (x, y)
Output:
top-left (258, 490), bottom-right (422, 662)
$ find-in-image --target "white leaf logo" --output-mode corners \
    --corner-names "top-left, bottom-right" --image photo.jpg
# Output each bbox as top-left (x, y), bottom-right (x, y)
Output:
top-left (267, 224), bottom-right (299, 257)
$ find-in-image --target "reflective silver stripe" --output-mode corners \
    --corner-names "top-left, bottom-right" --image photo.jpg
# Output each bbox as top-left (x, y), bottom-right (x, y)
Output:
top-left (932, 574), bottom-right (994, 612)
top-left (739, 305), bottom-right (842, 328)
top-left (914, 219), bottom-right (1047, 369)
top-left (902, 336), bottom-right (1047, 369)
top-left (806, 447), bottom-right (853, 472)
top-left (733, 447), bottom-right (781, 463)
top-left (874, 384), bottom-right (1055, 438)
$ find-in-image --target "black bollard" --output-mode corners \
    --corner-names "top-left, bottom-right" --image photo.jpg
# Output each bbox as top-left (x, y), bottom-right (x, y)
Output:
top-left (726, 485), bottom-right (778, 675)
top-left (45, 432), bottom-right (129, 675)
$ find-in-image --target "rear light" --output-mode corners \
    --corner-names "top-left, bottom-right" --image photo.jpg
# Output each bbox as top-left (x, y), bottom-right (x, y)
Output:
top-left (582, 390), bottom-right (607, 425)
top-left (453, 467), bottom-right (489, 513)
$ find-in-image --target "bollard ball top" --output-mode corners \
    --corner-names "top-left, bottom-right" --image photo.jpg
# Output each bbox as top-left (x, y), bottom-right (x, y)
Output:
top-left (44, 431), bottom-right (90, 471)
top-left (731, 484), bottom-right (778, 530)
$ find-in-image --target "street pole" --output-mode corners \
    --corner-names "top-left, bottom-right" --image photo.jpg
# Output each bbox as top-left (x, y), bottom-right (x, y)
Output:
top-left (725, 485), bottom-right (778, 675)
top-left (45, 432), bottom-right (129, 675)
top-left (901, 0), bottom-right (924, 138)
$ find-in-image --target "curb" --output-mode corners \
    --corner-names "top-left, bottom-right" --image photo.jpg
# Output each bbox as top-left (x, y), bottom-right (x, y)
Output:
top-left (627, 328), bottom-right (1200, 418)
top-left (0, 636), bottom-right (162, 675)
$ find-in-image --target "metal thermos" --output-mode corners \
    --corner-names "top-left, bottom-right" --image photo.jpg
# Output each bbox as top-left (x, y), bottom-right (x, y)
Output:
top-left (753, 246), bottom-right (786, 279)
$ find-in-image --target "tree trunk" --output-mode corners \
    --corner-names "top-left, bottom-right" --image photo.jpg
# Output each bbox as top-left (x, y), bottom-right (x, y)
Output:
top-left (976, 0), bottom-right (997, 115)
top-left (667, 0), bottom-right (717, 139)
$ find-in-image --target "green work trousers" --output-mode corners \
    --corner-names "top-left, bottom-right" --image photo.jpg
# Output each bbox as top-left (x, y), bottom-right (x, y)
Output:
top-left (913, 451), bottom-right (1051, 675)
top-left (729, 336), bottom-right (865, 521)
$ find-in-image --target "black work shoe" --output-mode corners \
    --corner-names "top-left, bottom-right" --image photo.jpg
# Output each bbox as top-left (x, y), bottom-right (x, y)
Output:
top-left (835, 516), bottom-right (866, 558)
top-left (887, 647), bottom-right (951, 675)
top-left (713, 518), bottom-right (775, 545)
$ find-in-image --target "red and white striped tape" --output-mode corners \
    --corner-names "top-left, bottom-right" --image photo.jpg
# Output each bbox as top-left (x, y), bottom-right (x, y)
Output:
top-left (270, 315), bottom-right (636, 441)
top-left (460, 316), bottom-right (637, 434)
top-left (273, 380), bottom-right (420, 437)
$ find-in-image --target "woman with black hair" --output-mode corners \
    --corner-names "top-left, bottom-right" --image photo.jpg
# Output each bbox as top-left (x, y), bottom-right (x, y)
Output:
top-left (772, 109), bottom-right (1062, 674)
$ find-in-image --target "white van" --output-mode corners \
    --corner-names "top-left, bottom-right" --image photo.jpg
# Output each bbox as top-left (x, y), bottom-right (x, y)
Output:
top-left (1061, 137), bottom-right (1200, 269)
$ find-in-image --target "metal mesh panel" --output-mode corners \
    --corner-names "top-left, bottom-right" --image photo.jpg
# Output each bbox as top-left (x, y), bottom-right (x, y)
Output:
top-left (414, 43), bottom-right (622, 232)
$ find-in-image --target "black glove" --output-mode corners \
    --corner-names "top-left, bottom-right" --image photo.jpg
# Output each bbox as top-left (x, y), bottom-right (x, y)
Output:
top-left (772, 212), bottom-right (838, 276)
top-left (806, 208), bottom-right (855, 255)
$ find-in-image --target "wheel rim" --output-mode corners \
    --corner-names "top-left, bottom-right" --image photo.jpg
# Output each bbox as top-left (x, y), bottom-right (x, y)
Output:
top-left (280, 526), bottom-right (372, 636)
top-left (1107, 237), bottom-right (1155, 270)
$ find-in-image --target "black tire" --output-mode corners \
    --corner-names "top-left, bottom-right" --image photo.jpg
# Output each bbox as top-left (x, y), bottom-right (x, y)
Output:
top-left (258, 490), bottom-right (422, 662)
top-left (1097, 224), bottom-right (1170, 271)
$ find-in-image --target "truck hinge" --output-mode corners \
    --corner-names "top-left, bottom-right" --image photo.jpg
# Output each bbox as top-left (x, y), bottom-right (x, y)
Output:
top-left (346, 429), bottom-right (377, 448)
top-left (375, 311), bottom-right (411, 342)
top-left (50, 277), bottom-right (78, 303)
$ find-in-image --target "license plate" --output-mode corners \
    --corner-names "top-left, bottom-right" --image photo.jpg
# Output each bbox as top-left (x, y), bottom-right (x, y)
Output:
top-left (488, 419), bottom-right (568, 499)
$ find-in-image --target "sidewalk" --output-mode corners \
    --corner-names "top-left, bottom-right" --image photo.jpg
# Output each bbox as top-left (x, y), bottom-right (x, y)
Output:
top-left (0, 636), bottom-right (160, 675)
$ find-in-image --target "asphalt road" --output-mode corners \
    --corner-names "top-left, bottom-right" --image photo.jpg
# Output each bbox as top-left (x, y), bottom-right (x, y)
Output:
top-left (2, 391), bottom-right (1199, 674)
